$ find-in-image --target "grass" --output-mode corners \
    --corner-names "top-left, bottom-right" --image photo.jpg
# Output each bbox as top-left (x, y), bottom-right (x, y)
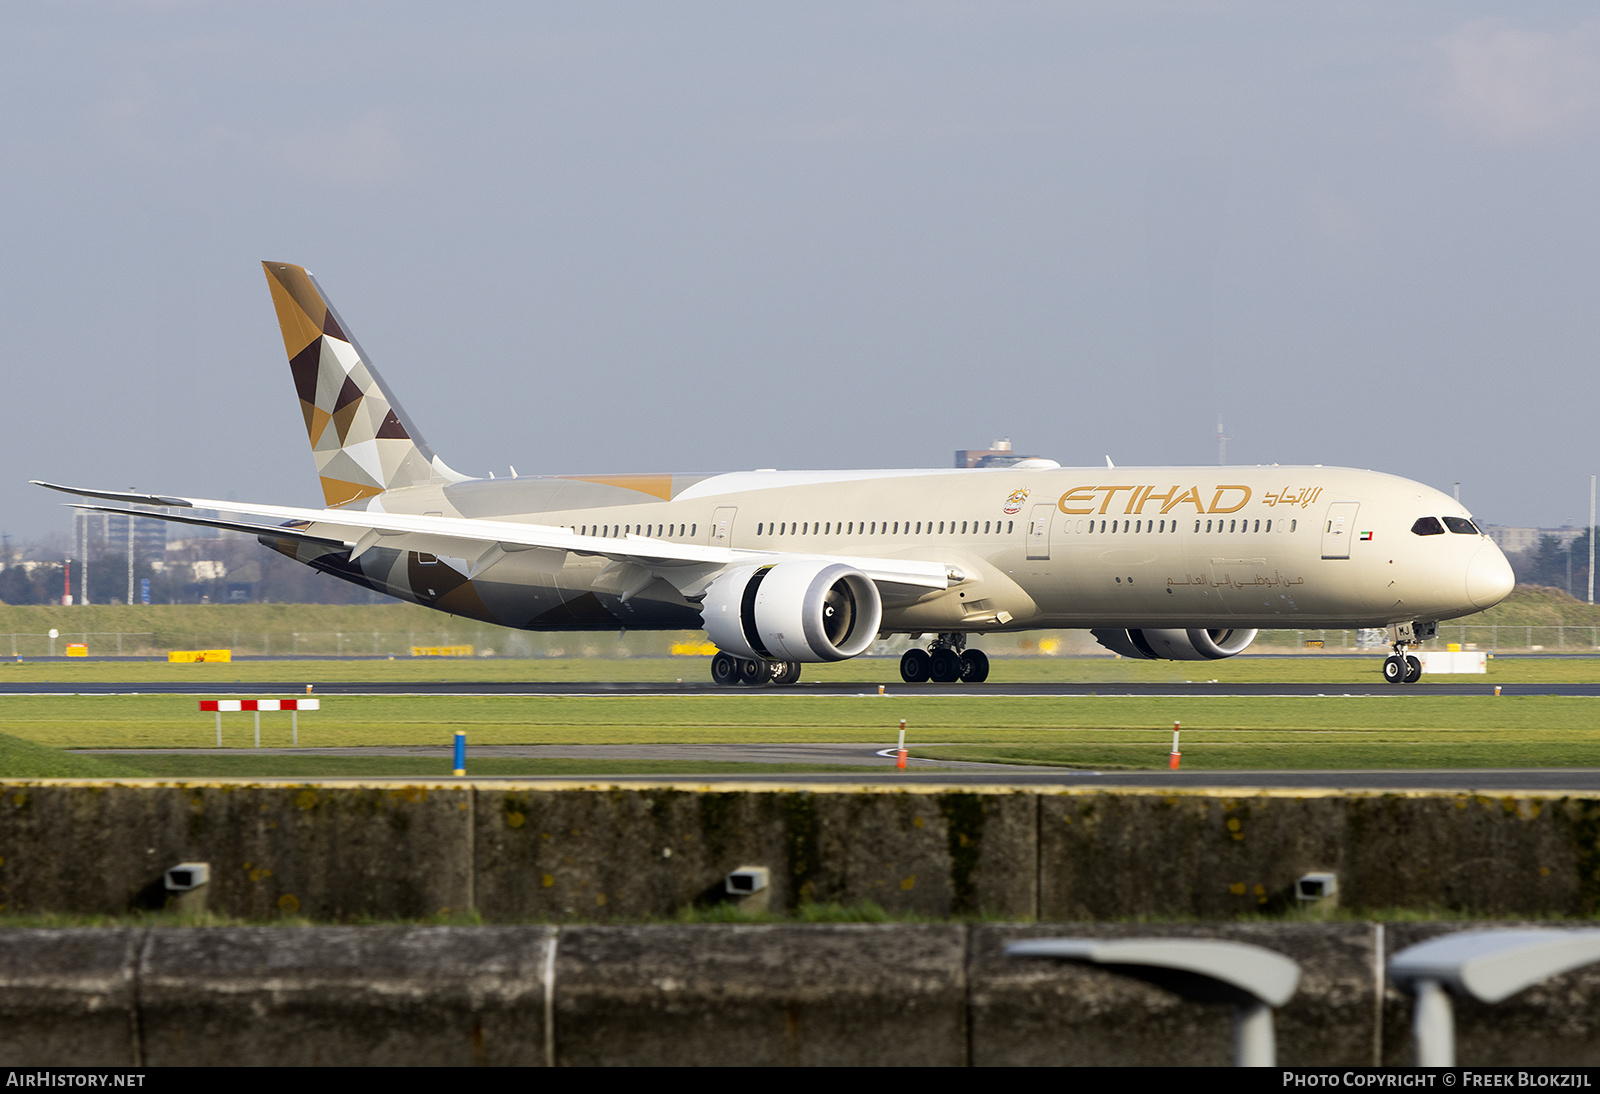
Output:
top-left (2, 652), bottom-right (1599, 686)
top-left (0, 690), bottom-right (1596, 774)
top-left (911, 736), bottom-right (1600, 771)
top-left (3, 582), bottom-right (1598, 635)
top-left (81, 754), bottom-right (881, 779)
top-left (0, 728), bottom-right (139, 778)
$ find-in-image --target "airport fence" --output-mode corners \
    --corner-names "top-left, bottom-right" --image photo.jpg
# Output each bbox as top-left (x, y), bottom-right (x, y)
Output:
top-left (4, 625), bottom-right (1600, 658)
top-left (1256, 625), bottom-right (1600, 652)
top-left (0, 629), bottom-right (523, 659)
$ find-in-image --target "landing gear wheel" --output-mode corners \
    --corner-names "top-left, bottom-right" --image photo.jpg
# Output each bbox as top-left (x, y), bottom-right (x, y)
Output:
top-left (900, 648), bottom-right (931, 683)
top-left (1382, 655), bottom-right (1404, 684)
top-left (959, 649), bottom-right (990, 683)
top-left (773, 661), bottom-right (802, 686)
top-left (711, 652), bottom-right (739, 687)
top-left (929, 647), bottom-right (963, 683)
top-left (1404, 654), bottom-right (1422, 684)
top-left (736, 657), bottom-right (769, 686)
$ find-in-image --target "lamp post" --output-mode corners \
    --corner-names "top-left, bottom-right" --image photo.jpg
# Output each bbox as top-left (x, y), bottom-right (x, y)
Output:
top-left (1007, 937), bottom-right (1301, 1066)
top-left (1390, 929), bottom-right (1600, 1066)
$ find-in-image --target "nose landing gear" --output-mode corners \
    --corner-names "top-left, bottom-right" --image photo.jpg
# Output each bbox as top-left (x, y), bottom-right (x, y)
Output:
top-left (1381, 621), bottom-right (1435, 685)
top-left (1382, 652), bottom-right (1422, 684)
top-left (899, 634), bottom-right (989, 684)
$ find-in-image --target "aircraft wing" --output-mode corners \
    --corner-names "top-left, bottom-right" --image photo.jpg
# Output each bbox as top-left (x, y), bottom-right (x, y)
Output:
top-left (34, 482), bottom-right (955, 601)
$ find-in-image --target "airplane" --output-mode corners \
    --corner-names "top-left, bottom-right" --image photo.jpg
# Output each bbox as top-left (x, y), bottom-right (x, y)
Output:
top-left (35, 261), bottom-right (1515, 687)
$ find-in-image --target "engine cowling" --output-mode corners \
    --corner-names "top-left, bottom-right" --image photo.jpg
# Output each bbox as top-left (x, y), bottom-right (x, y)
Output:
top-left (701, 561), bottom-right (883, 663)
top-left (1090, 627), bottom-right (1258, 661)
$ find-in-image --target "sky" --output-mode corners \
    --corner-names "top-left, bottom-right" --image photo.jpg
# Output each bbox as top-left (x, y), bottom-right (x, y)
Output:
top-left (4, 1), bottom-right (1600, 543)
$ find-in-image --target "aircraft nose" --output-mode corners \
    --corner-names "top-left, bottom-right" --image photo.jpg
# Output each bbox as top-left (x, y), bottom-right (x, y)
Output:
top-left (1466, 541), bottom-right (1515, 609)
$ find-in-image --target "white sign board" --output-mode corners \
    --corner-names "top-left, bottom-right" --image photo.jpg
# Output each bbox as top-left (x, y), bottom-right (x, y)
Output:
top-left (1418, 651), bottom-right (1488, 675)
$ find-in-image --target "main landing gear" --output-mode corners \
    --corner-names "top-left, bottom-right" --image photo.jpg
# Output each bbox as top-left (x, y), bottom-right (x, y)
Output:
top-left (899, 633), bottom-right (989, 684)
top-left (710, 651), bottom-right (802, 688)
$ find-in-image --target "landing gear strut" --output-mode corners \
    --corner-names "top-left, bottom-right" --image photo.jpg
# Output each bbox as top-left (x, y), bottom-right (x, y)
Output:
top-left (899, 634), bottom-right (989, 684)
top-left (1381, 621), bottom-right (1434, 685)
top-left (710, 651), bottom-right (802, 688)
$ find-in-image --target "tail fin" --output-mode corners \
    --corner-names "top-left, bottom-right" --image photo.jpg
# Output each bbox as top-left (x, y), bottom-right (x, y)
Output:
top-left (262, 261), bottom-right (464, 507)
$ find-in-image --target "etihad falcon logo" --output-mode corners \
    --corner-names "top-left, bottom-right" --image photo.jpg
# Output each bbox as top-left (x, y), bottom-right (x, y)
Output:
top-left (1003, 488), bottom-right (1029, 515)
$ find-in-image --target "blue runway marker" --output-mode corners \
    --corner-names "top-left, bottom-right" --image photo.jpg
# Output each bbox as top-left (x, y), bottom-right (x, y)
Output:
top-left (453, 731), bottom-right (466, 777)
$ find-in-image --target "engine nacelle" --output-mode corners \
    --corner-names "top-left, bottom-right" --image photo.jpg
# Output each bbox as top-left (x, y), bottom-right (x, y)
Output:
top-left (701, 561), bottom-right (882, 663)
top-left (1090, 627), bottom-right (1258, 661)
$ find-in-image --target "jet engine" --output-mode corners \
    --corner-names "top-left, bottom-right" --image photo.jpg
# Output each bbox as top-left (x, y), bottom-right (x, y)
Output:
top-left (1090, 627), bottom-right (1258, 661)
top-left (701, 561), bottom-right (882, 663)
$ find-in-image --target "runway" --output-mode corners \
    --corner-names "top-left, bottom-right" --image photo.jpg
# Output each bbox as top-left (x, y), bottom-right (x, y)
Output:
top-left (75, 741), bottom-right (1600, 791)
top-left (10, 680), bottom-right (1597, 697)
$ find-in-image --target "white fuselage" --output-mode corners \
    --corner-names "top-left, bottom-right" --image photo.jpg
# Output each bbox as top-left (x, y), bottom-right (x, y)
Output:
top-left (362, 464), bottom-right (1513, 633)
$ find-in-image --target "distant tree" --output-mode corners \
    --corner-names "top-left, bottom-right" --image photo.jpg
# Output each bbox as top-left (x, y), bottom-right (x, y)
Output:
top-left (0, 565), bottom-right (47, 605)
top-left (1509, 531), bottom-right (1592, 595)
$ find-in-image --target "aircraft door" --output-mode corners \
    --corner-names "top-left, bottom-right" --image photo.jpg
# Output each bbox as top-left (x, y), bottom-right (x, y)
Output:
top-left (1320, 502), bottom-right (1360, 559)
top-left (710, 507), bottom-right (737, 549)
top-left (1026, 504), bottom-right (1053, 560)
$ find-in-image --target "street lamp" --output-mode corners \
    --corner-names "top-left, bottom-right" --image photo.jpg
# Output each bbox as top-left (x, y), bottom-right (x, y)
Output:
top-left (1006, 937), bottom-right (1301, 1066)
top-left (1389, 929), bottom-right (1600, 1066)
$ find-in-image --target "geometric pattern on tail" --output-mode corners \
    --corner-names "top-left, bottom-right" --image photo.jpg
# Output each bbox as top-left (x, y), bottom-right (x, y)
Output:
top-left (262, 261), bottom-right (455, 506)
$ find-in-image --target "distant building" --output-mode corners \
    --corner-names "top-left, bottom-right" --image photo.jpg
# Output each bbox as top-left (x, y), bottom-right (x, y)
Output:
top-left (73, 511), bottom-right (166, 566)
top-left (955, 438), bottom-right (1050, 468)
top-left (1483, 525), bottom-right (1587, 554)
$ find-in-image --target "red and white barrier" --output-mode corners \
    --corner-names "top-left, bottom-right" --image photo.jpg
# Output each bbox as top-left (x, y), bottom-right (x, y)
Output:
top-left (200, 699), bottom-right (321, 747)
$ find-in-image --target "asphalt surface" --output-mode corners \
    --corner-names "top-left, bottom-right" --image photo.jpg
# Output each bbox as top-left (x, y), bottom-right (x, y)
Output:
top-left (6, 680), bottom-right (1588, 696)
top-left (73, 741), bottom-right (1600, 791)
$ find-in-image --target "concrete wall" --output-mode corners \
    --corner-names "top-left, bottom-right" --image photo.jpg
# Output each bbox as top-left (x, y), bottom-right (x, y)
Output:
top-left (1, 780), bottom-right (1596, 920)
top-left (5, 922), bottom-right (1600, 1066)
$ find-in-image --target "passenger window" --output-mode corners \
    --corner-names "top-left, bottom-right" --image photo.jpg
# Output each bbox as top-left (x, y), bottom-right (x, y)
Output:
top-left (1412, 517), bottom-right (1446, 536)
top-left (1265, 520), bottom-right (1272, 533)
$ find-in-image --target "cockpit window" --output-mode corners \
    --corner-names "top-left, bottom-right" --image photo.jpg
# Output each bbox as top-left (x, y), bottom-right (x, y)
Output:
top-left (1411, 517), bottom-right (1445, 536)
top-left (1441, 516), bottom-right (1480, 535)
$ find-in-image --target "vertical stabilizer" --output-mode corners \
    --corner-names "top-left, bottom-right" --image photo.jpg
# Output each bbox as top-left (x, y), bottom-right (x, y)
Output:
top-left (262, 261), bottom-right (464, 506)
